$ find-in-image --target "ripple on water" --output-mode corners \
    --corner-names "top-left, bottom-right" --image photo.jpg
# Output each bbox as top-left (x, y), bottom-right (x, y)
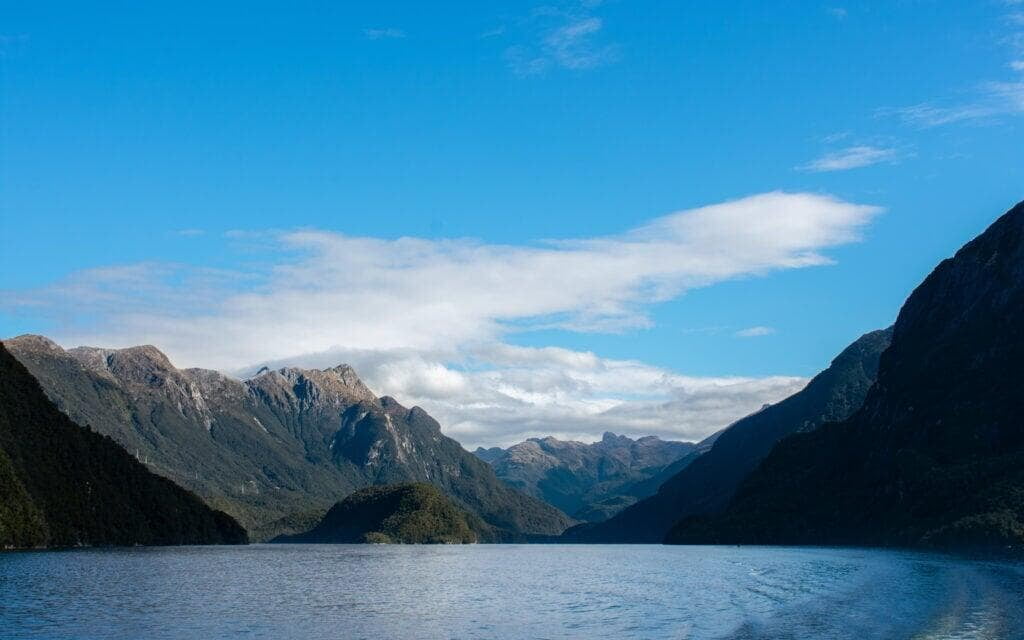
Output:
top-left (1, 545), bottom-right (1023, 640)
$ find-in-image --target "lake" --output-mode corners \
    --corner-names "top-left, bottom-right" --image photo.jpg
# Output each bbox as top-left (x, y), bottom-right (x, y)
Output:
top-left (2, 544), bottom-right (1023, 639)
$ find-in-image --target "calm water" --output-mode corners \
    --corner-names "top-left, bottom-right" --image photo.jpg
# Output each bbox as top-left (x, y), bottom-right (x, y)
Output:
top-left (2, 544), bottom-right (1023, 639)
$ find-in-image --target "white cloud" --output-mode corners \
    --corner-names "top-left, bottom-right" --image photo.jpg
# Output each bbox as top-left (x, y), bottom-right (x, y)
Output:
top-left (734, 326), bottom-right (776, 338)
top-left (245, 343), bottom-right (809, 448)
top-left (1010, 60), bottom-right (1024, 71)
top-left (801, 145), bottom-right (898, 172)
top-left (364, 28), bottom-right (405, 40)
top-left (4, 192), bottom-right (878, 446)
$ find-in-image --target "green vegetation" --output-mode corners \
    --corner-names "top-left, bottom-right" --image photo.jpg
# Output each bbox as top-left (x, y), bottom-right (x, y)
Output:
top-left (0, 446), bottom-right (46, 547)
top-left (277, 483), bottom-right (483, 544)
top-left (0, 342), bottom-right (247, 549)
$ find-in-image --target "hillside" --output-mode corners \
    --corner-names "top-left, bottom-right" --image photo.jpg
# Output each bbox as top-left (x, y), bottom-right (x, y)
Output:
top-left (5, 337), bottom-right (571, 541)
top-left (668, 200), bottom-right (1024, 549)
top-left (0, 342), bottom-right (247, 549)
top-left (564, 328), bottom-right (892, 542)
top-left (276, 483), bottom-right (482, 544)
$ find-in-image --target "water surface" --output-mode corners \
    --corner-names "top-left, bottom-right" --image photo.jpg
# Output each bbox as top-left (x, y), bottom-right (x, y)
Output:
top-left (2, 544), bottom-right (1023, 639)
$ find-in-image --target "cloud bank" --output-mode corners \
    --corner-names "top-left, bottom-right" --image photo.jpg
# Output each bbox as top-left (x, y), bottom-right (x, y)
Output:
top-left (5, 192), bottom-right (879, 446)
top-left (251, 343), bottom-right (808, 448)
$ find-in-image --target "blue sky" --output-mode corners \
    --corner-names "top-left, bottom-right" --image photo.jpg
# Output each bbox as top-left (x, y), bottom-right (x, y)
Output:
top-left (1, 1), bottom-right (1022, 446)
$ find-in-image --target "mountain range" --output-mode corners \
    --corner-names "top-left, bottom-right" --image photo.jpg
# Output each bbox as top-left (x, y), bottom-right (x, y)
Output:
top-left (474, 433), bottom-right (695, 521)
top-left (5, 198), bottom-right (1022, 552)
top-left (668, 200), bottom-right (1024, 549)
top-left (5, 337), bottom-right (572, 541)
top-left (0, 342), bottom-right (246, 548)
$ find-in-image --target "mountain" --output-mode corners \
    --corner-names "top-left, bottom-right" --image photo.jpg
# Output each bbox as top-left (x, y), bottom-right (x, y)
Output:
top-left (475, 432), bottom-right (695, 521)
top-left (0, 342), bottom-right (246, 549)
top-left (276, 483), bottom-right (482, 544)
top-left (4, 337), bottom-right (572, 541)
top-left (564, 328), bottom-right (892, 542)
top-left (668, 200), bottom-right (1024, 549)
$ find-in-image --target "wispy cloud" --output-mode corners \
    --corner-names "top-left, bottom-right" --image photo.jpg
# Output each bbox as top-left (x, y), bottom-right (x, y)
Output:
top-left (4, 192), bottom-right (877, 445)
top-left (883, 93), bottom-right (1016, 128)
top-left (503, 3), bottom-right (618, 76)
top-left (881, 4), bottom-right (1024, 128)
top-left (800, 145), bottom-right (899, 172)
top-left (176, 228), bottom-right (205, 237)
top-left (734, 326), bottom-right (776, 338)
top-left (543, 16), bottom-right (614, 70)
top-left (828, 7), bottom-right (848, 20)
top-left (364, 28), bottom-right (405, 40)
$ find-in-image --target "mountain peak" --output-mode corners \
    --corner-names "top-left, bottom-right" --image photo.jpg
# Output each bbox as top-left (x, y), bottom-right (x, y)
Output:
top-left (248, 364), bottom-right (378, 408)
top-left (4, 334), bottom-right (64, 354)
top-left (113, 345), bottom-right (174, 368)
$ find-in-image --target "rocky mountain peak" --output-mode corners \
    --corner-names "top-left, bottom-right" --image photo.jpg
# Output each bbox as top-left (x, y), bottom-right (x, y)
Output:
top-left (4, 334), bottom-right (64, 354)
top-left (103, 345), bottom-right (176, 378)
top-left (58, 343), bottom-right (179, 385)
top-left (246, 364), bottom-right (378, 412)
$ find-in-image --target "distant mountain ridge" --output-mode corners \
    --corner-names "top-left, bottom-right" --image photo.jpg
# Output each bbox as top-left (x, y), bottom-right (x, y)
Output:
top-left (0, 342), bottom-right (246, 548)
top-left (5, 336), bottom-right (572, 541)
top-left (669, 200), bottom-right (1024, 549)
top-left (475, 432), bottom-right (695, 521)
top-left (565, 327), bottom-right (892, 542)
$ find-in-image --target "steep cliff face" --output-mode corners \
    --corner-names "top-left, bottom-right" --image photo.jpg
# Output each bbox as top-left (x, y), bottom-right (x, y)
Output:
top-left (668, 201), bottom-right (1024, 549)
top-left (565, 329), bottom-right (891, 543)
top-left (5, 337), bottom-right (572, 540)
top-left (0, 342), bottom-right (247, 548)
top-left (476, 432), bottom-right (694, 521)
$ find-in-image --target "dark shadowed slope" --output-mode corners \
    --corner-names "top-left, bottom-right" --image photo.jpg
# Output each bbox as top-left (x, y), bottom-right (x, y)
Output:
top-left (0, 342), bottom-right (247, 548)
top-left (276, 483), bottom-right (483, 544)
top-left (669, 200), bottom-right (1024, 549)
top-left (5, 337), bottom-right (571, 540)
top-left (565, 328), bottom-right (891, 542)
top-left (475, 432), bottom-right (694, 521)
